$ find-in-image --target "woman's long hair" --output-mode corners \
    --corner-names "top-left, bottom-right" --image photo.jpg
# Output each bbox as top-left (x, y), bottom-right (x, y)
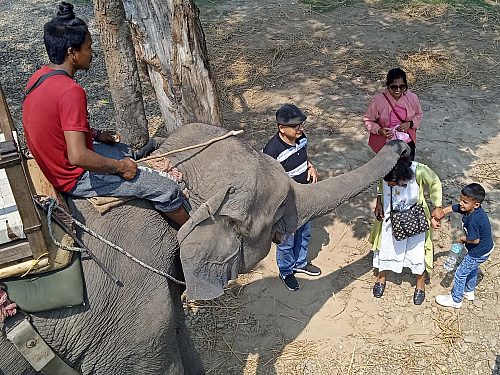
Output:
top-left (384, 154), bottom-right (414, 185)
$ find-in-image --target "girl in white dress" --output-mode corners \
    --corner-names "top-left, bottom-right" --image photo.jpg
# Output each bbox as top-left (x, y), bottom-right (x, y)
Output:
top-left (369, 155), bottom-right (443, 305)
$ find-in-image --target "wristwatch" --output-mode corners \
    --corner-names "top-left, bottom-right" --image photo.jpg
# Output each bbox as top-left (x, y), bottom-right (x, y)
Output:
top-left (409, 120), bottom-right (414, 129)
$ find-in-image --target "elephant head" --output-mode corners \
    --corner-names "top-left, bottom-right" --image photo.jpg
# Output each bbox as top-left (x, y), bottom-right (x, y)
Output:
top-left (161, 123), bottom-right (408, 300)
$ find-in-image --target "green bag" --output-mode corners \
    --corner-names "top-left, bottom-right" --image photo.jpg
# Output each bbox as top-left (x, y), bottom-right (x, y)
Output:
top-left (0, 253), bottom-right (84, 312)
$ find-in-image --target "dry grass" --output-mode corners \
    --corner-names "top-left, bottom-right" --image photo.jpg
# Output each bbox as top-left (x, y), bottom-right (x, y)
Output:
top-left (203, 11), bottom-right (483, 124)
top-left (183, 272), bottom-right (323, 375)
top-left (433, 311), bottom-right (463, 345)
top-left (399, 2), bottom-right (454, 19)
top-left (374, 1), bottom-right (500, 25)
top-left (398, 48), bottom-right (471, 90)
top-left (184, 268), bottom-right (468, 375)
top-left (470, 162), bottom-right (500, 185)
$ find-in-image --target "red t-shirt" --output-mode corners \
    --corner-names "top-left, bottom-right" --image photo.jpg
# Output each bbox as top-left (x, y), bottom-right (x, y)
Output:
top-left (23, 66), bottom-right (94, 192)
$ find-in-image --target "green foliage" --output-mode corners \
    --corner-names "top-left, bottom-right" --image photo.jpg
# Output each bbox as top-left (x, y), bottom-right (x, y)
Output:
top-left (299, 0), bottom-right (359, 10)
top-left (300, 0), bottom-right (499, 12)
top-left (194, 0), bottom-right (227, 6)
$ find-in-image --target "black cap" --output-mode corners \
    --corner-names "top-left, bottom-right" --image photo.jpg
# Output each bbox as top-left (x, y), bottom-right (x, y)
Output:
top-left (276, 104), bottom-right (307, 126)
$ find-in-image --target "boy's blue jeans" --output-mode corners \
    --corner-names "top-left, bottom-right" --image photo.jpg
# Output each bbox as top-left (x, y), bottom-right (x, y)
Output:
top-left (452, 253), bottom-right (489, 303)
top-left (276, 221), bottom-right (311, 276)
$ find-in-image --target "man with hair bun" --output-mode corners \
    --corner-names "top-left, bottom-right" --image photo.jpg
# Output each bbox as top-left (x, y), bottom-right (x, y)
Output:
top-left (23, 2), bottom-right (189, 226)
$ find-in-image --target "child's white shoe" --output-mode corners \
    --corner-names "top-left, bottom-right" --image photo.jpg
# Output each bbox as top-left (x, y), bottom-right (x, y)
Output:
top-left (435, 294), bottom-right (462, 309)
top-left (463, 290), bottom-right (475, 301)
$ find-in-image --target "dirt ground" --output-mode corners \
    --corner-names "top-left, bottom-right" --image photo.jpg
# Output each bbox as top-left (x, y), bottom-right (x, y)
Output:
top-left (1, 0), bottom-right (500, 374)
top-left (184, 1), bottom-right (500, 374)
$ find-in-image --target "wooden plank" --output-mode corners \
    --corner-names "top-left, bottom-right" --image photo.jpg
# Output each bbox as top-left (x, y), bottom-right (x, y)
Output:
top-left (0, 240), bottom-right (32, 265)
top-left (0, 257), bottom-right (49, 279)
top-left (4, 162), bottom-right (47, 258)
top-left (0, 83), bottom-right (15, 140)
top-left (0, 83), bottom-right (47, 259)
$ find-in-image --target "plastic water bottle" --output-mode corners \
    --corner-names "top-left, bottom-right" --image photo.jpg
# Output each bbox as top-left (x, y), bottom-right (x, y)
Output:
top-left (444, 243), bottom-right (463, 271)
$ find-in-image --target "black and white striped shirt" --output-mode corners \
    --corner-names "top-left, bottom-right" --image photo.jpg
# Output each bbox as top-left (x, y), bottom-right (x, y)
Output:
top-left (263, 132), bottom-right (309, 184)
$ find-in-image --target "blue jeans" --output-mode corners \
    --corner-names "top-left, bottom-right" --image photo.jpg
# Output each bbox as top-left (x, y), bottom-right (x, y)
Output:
top-left (276, 221), bottom-right (311, 276)
top-left (452, 253), bottom-right (489, 303)
top-left (68, 143), bottom-right (183, 213)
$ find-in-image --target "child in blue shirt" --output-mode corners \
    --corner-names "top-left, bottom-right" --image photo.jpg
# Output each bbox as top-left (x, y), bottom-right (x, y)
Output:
top-left (435, 183), bottom-right (494, 308)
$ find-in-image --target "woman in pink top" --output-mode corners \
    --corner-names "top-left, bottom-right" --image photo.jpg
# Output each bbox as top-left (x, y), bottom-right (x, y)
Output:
top-left (363, 68), bottom-right (423, 160)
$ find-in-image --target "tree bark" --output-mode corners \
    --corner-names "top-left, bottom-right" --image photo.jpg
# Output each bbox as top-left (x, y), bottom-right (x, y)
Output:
top-left (123, 0), bottom-right (222, 133)
top-left (93, 0), bottom-right (149, 149)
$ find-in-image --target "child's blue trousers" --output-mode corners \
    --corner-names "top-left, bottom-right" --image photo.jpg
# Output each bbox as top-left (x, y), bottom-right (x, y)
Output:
top-left (452, 253), bottom-right (489, 303)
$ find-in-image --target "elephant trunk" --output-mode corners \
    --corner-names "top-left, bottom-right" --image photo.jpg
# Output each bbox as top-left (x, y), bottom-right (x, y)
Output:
top-left (293, 140), bottom-right (409, 228)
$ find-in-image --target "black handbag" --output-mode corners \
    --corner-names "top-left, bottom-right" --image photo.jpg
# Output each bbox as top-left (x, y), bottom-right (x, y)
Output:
top-left (387, 186), bottom-right (429, 241)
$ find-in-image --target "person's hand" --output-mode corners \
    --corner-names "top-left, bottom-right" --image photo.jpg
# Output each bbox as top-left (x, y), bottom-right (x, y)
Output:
top-left (374, 202), bottom-right (384, 221)
top-left (431, 207), bottom-right (445, 220)
top-left (430, 217), bottom-right (441, 229)
top-left (458, 236), bottom-right (467, 245)
top-left (119, 158), bottom-right (137, 180)
top-left (96, 131), bottom-right (120, 144)
top-left (396, 122), bottom-right (411, 132)
top-left (307, 166), bottom-right (318, 183)
top-left (377, 127), bottom-right (394, 139)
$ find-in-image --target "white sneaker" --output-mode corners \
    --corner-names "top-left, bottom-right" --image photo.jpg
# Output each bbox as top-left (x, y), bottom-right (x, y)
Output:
top-left (463, 290), bottom-right (475, 301)
top-left (435, 294), bottom-right (462, 309)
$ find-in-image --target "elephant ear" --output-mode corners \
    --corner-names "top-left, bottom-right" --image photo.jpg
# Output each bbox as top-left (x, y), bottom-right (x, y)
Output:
top-left (178, 186), bottom-right (243, 300)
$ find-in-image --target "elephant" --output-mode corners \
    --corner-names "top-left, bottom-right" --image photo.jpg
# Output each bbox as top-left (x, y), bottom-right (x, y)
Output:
top-left (0, 123), bottom-right (408, 374)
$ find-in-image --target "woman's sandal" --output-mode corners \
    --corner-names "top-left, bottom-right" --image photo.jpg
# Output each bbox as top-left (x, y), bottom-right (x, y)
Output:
top-left (373, 282), bottom-right (386, 298)
top-left (414, 289), bottom-right (425, 305)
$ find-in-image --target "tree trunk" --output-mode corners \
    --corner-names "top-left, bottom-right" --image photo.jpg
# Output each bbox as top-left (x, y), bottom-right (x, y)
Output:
top-left (93, 0), bottom-right (149, 149)
top-left (123, 0), bottom-right (222, 133)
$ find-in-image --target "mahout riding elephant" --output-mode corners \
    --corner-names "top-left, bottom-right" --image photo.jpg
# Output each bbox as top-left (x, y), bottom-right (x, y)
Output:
top-left (0, 123), bottom-right (408, 374)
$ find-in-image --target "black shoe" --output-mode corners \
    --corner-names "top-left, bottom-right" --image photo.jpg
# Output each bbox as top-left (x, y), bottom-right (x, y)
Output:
top-left (373, 282), bottom-right (386, 298)
top-left (280, 273), bottom-right (300, 291)
top-left (293, 263), bottom-right (322, 276)
top-left (414, 289), bottom-right (425, 305)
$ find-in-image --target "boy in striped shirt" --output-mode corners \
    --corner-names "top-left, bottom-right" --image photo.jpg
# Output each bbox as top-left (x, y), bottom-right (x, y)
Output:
top-left (263, 104), bottom-right (321, 291)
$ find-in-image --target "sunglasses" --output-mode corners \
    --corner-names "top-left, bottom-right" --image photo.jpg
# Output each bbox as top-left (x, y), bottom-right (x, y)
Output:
top-left (389, 84), bottom-right (407, 91)
top-left (280, 122), bottom-right (304, 129)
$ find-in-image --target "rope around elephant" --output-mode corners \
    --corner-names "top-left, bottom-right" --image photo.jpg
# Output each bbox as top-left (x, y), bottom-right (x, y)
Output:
top-left (43, 196), bottom-right (186, 285)
top-left (34, 132), bottom-right (246, 286)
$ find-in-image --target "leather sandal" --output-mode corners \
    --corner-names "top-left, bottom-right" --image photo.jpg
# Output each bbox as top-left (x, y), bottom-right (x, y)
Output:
top-left (414, 289), bottom-right (425, 305)
top-left (373, 282), bottom-right (386, 298)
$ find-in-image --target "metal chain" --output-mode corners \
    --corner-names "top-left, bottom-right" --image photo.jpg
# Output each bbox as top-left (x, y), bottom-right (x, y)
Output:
top-left (44, 197), bottom-right (186, 285)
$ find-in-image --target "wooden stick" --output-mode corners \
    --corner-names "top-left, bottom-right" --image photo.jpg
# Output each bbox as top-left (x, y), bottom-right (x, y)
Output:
top-left (0, 258), bottom-right (49, 279)
top-left (348, 342), bottom-right (356, 375)
top-left (137, 130), bottom-right (244, 163)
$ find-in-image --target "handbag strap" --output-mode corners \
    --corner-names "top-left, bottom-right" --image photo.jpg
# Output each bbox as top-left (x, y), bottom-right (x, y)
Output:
top-left (386, 186), bottom-right (394, 223)
top-left (382, 92), bottom-right (406, 123)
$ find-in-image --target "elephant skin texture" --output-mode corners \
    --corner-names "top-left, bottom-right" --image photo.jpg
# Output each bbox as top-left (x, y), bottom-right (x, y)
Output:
top-left (0, 123), bottom-right (407, 374)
